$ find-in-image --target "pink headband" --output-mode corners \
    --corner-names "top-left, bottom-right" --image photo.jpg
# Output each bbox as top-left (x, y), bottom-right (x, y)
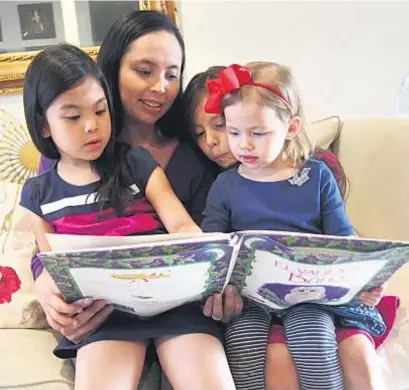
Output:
top-left (204, 64), bottom-right (291, 114)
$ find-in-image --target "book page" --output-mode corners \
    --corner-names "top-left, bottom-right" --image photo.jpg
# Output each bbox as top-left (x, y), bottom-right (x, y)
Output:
top-left (232, 232), bottom-right (409, 310)
top-left (69, 262), bottom-right (212, 317)
top-left (242, 250), bottom-right (387, 310)
top-left (39, 238), bottom-right (234, 317)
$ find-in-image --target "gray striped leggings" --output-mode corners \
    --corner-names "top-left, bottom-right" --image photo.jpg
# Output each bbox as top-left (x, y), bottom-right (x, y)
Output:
top-left (225, 304), bottom-right (343, 390)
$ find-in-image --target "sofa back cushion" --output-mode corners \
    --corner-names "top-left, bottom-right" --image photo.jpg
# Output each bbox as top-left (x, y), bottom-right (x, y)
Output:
top-left (335, 117), bottom-right (409, 241)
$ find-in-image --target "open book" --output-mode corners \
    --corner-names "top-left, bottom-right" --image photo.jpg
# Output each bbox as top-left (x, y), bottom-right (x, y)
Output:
top-left (39, 231), bottom-right (409, 317)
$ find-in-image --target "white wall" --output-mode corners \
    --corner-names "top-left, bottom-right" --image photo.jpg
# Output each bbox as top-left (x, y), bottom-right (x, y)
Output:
top-left (180, 0), bottom-right (409, 117)
top-left (2, 1), bottom-right (409, 118)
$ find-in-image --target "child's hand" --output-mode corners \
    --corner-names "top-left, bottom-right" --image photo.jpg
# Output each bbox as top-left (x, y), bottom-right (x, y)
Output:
top-left (203, 285), bottom-right (243, 323)
top-left (34, 269), bottom-right (83, 332)
top-left (359, 283), bottom-right (387, 306)
top-left (35, 269), bottom-right (113, 342)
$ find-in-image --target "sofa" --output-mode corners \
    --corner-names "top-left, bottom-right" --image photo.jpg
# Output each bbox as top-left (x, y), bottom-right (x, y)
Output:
top-left (1, 106), bottom-right (409, 390)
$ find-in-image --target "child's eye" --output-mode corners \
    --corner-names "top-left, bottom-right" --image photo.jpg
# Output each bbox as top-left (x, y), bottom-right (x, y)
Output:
top-left (136, 69), bottom-right (151, 77)
top-left (65, 115), bottom-right (80, 122)
top-left (228, 131), bottom-right (239, 136)
top-left (195, 131), bottom-right (204, 138)
top-left (215, 123), bottom-right (225, 130)
top-left (96, 109), bottom-right (107, 116)
top-left (254, 132), bottom-right (267, 137)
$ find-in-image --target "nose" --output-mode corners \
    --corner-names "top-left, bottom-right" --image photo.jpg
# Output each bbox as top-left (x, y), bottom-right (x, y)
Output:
top-left (150, 75), bottom-right (167, 94)
top-left (205, 130), bottom-right (219, 147)
top-left (240, 134), bottom-right (254, 150)
top-left (84, 115), bottom-right (98, 134)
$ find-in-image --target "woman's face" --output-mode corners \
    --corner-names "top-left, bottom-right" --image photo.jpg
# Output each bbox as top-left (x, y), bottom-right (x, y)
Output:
top-left (118, 30), bottom-right (183, 126)
top-left (194, 94), bottom-right (237, 169)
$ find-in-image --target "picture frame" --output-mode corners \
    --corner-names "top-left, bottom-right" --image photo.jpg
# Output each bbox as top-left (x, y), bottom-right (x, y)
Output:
top-left (0, 0), bottom-right (179, 95)
top-left (89, 1), bottom-right (139, 45)
top-left (18, 2), bottom-right (56, 41)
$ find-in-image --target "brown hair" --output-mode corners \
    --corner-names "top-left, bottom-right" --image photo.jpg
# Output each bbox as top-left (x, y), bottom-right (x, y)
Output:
top-left (221, 61), bottom-right (314, 167)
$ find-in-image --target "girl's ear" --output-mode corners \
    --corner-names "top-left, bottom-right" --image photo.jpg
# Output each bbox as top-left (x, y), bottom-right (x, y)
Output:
top-left (286, 116), bottom-right (302, 140)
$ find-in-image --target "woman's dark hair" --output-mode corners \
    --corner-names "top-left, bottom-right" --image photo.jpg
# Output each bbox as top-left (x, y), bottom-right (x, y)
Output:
top-left (183, 66), bottom-right (225, 144)
top-left (23, 43), bottom-right (134, 216)
top-left (97, 10), bottom-right (186, 139)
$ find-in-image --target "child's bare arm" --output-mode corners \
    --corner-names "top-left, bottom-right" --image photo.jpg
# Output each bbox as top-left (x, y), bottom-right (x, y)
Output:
top-left (25, 209), bottom-right (55, 252)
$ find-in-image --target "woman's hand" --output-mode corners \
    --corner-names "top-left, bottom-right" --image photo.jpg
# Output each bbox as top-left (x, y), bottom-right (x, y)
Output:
top-left (203, 285), bottom-right (243, 323)
top-left (34, 269), bottom-right (114, 343)
top-left (359, 283), bottom-right (387, 306)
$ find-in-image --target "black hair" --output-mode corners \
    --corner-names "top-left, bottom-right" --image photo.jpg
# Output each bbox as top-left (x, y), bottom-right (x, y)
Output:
top-left (23, 43), bottom-right (134, 216)
top-left (182, 66), bottom-right (226, 148)
top-left (97, 10), bottom-right (186, 140)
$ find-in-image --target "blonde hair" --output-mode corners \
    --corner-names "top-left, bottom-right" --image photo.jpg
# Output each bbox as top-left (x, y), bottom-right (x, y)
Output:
top-left (221, 61), bottom-right (314, 166)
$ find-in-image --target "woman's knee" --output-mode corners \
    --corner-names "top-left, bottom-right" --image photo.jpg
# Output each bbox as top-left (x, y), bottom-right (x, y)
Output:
top-left (339, 334), bottom-right (384, 390)
top-left (75, 340), bottom-right (147, 390)
top-left (156, 333), bottom-right (235, 390)
top-left (265, 343), bottom-right (299, 390)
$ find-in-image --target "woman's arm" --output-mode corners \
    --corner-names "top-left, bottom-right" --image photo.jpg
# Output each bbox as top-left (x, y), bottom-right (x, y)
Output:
top-left (145, 167), bottom-right (201, 234)
top-left (188, 170), bottom-right (216, 225)
top-left (201, 177), bottom-right (231, 233)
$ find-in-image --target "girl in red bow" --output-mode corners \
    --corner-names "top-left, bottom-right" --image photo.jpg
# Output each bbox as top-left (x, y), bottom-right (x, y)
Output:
top-left (200, 62), bottom-right (391, 390)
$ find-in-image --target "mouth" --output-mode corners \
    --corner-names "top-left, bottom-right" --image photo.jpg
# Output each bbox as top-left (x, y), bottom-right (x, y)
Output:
top-left (214, 153), bottom-right (230, 161)
top-left (141, 99), bottom-right (164, 112)
top-left (241, 155), bottom-right (258, 164)
top-left (84, 139), bottom-right (102, 150)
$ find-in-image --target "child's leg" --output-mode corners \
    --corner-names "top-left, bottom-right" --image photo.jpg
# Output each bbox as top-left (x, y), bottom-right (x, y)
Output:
top-left (265, 335), bottom-right (299, 390)
top-left (338, 332), bottom-right (386, 390)
top-left (282, 305), bottom-right (344, 390)
top-left (156, 333), bottom-right (235, 390)
top-left (225, 305), bottom-right (271, 390)
top-left (75, 340), bottom-right (147, 390)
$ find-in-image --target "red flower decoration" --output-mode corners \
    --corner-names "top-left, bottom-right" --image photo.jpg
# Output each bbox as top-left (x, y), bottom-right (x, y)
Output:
top-left (0, 266), bottom-right (22, 304)
top-left (205, 64), bottom-right (292, 114)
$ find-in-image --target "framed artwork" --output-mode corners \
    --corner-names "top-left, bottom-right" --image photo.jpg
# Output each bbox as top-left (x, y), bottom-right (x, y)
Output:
top-left (0, 0), bottom-right (178, 95)
top-left (89, 1), bottom-right (139, 45)
top-left (18, 3), bottom-right (56, 40)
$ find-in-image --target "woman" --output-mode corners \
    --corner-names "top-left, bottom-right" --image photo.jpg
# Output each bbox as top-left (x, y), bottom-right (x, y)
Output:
top-left (33, 11), bottom-right (239, 390)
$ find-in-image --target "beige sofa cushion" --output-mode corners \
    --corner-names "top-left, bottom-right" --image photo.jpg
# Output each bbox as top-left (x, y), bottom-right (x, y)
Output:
top-left (0, 183), bottom-right (48, 329)
top-left (306, 107), bottom-right (342, 150)
top-left (0, 109), bottom-right (47, 329)
top-left (0, 329), bottom-right (74, 389)
top-left (336, 118), bottom-right (409, 241)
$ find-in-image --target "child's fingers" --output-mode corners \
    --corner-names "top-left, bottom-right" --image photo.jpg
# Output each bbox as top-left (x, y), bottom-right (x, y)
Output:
top-left (45, 314), bottom-right (64, 333)
top-left (47, 306), bottom-right (77, 328)
top-left (49, 295), bottom-right (84, 315)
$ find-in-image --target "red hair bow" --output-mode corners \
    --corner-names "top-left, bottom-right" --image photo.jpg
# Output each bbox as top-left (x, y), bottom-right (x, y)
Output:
top-left (204, 64), bottom-right (291, 114)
